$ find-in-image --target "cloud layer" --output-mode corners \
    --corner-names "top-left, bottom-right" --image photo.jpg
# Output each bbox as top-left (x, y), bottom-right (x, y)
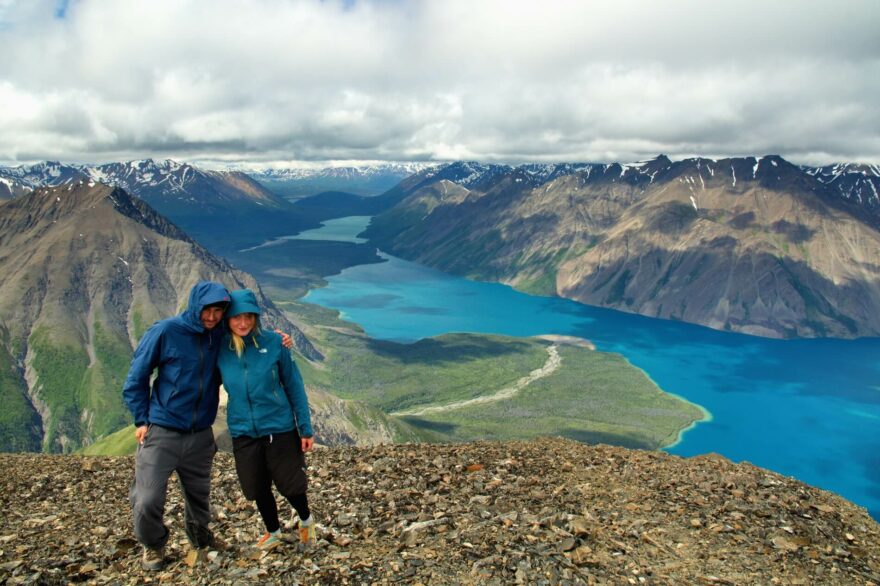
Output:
top-left (1, 0), bottom-right (878, 166)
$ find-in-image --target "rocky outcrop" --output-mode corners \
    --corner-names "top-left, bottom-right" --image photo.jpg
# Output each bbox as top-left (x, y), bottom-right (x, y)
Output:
top-left (0, 438), bottom-right (877, 584)
top-left (365, 156), bottom-right (880, 338)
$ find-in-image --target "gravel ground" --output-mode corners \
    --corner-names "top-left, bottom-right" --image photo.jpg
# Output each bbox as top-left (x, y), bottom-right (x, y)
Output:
top-left (1, 438), bottom-right (878, 585)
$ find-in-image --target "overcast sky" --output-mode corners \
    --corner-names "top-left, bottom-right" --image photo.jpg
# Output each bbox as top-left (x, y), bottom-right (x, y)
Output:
top-left (1, 0), bottom-right (878, 167)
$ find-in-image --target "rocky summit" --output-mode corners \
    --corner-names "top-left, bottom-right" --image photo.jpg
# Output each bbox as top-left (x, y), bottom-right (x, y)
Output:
top-left (1, 438), bottom-right (878, 585)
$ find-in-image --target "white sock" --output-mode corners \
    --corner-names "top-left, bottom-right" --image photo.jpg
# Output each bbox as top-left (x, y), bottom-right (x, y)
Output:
top-left (300, 515), bottom-right (313, 526)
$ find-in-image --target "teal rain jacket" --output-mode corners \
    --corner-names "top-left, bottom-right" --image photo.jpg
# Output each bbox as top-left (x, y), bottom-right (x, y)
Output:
top-left (218, 329), bottom-right (313, 439)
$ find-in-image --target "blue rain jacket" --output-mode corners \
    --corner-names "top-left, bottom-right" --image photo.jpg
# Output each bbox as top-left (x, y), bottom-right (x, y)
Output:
top-left (218, 329), bottom-right (313, 439)
top-left (122, 281), bottom-right (231, 431)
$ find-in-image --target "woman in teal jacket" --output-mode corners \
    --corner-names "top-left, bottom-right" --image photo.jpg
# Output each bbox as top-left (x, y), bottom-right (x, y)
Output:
top-left (217, 289), bottom-right (315, 550)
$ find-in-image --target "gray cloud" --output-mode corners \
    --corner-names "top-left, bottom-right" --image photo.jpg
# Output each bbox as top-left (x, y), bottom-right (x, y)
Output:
top-left (1, 0), bottom-right (878, 166)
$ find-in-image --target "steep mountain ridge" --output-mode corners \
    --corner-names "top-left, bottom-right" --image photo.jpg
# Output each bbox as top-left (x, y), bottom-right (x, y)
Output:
top-left (364, 155), bottom-right (880, 338)
top-left (0, 182), bottom-right (319, 452)
top-left (0, 161), bottom-right (89, 199)
top-left (0, 160), bottom-right (316, 252)
top-left (84, 159), bottom-right (287, 208)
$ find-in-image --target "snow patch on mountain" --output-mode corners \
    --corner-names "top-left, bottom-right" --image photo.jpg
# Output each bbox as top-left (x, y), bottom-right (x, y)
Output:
top-left (251, 162), bottom-right (438, 182)
top-left (803, 163), bottom-right (880, 211)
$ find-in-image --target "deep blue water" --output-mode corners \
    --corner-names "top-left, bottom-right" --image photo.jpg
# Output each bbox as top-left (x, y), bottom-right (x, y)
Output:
top-left (294, 217), bottom-right (880, 520)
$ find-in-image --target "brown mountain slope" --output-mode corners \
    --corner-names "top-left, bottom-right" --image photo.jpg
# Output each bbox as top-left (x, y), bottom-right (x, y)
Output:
top-left (1, 438), bottom-right (877, 584)
top-left (557, 160), bottom-right (880, 337)
top-left (366, 157), bottom-right (880, 338)
top-left (0, 181), bottom-right (318, 452)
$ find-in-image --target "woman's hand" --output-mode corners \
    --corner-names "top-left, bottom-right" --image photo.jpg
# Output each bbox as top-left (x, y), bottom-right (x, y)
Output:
top-left (276, 329), bottom-right (293, 349)
top-left (301, 436), bottom-right (314, 452)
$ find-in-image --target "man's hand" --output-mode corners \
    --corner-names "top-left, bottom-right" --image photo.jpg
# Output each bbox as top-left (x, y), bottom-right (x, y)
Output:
top-left (276, 329), bottom-right (293, 349)
top-left (301, 436), bottom-right (314, 452)
top-left (135, 425), bottom-right (149, 445)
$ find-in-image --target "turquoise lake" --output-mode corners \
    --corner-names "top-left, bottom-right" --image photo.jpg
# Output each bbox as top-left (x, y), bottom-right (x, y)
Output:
top-left (295, 216), bottom-right (880, 520)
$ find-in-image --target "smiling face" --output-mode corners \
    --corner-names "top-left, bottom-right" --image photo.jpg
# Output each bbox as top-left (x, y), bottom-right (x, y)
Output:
top-left (199, 305), bottom-right (225, 330)
top-left (229, 312), bottom-right (257, 337)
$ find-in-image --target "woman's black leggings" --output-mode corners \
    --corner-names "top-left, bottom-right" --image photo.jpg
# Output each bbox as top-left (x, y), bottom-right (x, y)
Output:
top-left (232, 431), bottom-right (311, 533)
top-left (255, 489), bottom-right (310, 533)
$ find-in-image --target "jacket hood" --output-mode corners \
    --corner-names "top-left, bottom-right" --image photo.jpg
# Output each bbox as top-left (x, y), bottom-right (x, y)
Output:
top-left (182, 281), bottom-right (231, 331)
top-left (228, 289), bottom-right (262, 318)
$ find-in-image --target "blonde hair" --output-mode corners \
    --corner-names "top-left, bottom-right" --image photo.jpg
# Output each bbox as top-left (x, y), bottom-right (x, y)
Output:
top-left (230, 325), bottom-right (262, 358)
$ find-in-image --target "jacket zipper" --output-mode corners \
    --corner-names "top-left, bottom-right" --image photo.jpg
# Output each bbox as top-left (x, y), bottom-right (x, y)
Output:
top-left (244, 352), bottom-right (258, 437)
top-left (192, 336), bottom-right (205, 430)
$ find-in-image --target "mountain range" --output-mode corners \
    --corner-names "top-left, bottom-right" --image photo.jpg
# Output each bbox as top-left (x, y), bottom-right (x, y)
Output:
top-left (0, 160), bottom-right (317, 253)
top-left (3, 153), bottom-right (877, 455)
top-left (362, 156), bottom-right (880, 338)
top-left (0, 180), bottom-right (320, 452)
top-left (4, 155), bottom-right (879, 341)
top-left (248, 162), bottom-right (438, 198)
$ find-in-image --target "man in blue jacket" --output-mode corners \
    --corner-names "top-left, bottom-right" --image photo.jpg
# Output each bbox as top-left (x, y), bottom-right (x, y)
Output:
top-left (122, 281), bottom-right (280, 570)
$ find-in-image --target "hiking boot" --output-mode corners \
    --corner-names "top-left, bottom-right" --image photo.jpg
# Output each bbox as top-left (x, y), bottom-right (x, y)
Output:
top-left (256, 530), bottom-right (282, 550)
top-left (298, 521), bottom-right (316, 545)
top-left (206, 535), bottom-right (231, 552)
top-left (141, 546), bottom-right (165, 571)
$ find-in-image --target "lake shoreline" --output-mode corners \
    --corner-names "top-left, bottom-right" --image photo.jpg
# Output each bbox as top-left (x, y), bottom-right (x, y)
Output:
top-left (284, 214), bottom-right (880, 522)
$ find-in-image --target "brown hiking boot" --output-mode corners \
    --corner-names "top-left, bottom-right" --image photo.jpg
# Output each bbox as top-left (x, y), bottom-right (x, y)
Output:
top-left (141, 546), bottom-right (165, 571)
top-left (207, 535), bottom-right (231, 551)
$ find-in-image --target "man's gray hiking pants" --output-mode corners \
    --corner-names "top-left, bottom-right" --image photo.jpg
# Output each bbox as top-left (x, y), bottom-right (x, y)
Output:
top-left (129, 425), bottom-right (217, 549)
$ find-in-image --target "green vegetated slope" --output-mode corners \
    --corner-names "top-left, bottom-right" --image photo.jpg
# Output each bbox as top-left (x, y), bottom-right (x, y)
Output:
top-left (0, 327), bottom-right (41, 451)
top-left (279, 297), bottom-right (703, 450)
top-left (78, 425), bottom-right (139, 456)
top-left (401, 345), bottom-right (704, 449)
top-left (301, 329), bottom-right (549, 413)
top-left (28, 321), bottom-right (132, 453)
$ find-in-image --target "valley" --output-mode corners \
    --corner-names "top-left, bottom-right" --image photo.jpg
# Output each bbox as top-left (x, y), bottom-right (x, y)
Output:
top-left (1, 157), bottom-right (878, 522)
top-left (293, 215), bottom-right (880, 521)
